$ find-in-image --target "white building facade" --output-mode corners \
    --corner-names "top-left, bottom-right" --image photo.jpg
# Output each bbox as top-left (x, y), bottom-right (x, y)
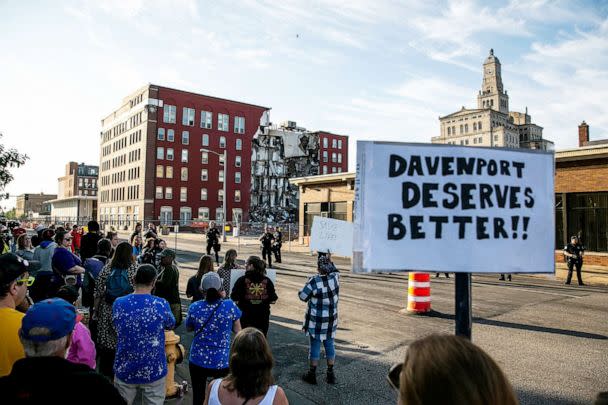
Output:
top-left (432, 49), bottom-right (553, 151)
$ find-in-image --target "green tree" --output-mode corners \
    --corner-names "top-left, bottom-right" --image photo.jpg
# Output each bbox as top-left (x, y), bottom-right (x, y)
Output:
top-left (0, 133), bottom-right (28, 200)
top-left (5, 208), bottom-right (17, 219)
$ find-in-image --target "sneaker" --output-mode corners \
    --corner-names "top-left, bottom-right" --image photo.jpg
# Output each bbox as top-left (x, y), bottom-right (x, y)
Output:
top-left (326, 370), bottom-right (336, 384)
top-left (302, 369), bottom-right (317, 385)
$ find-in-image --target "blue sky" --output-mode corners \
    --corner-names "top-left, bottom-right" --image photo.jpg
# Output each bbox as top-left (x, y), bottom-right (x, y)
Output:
top-left (1, 0), bottom-right (607, 209)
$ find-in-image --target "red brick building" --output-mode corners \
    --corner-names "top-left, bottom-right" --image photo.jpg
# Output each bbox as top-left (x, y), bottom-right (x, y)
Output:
top-left (99, 84), bottom-right (269, 227)
top-left (316, 131), bottom-right (348, 174)
top-left (554, 122), bottom-right (608, 266)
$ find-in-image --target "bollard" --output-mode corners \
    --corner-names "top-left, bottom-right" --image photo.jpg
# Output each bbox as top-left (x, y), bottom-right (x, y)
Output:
top-left (164, 330), bottom-right (188, 398)
top-left (406, 272), bottom-right (431, 313)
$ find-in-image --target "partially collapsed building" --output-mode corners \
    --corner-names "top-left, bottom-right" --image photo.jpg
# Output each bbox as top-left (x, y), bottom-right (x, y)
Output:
top-left (249, 121), bottom-right (348, 223)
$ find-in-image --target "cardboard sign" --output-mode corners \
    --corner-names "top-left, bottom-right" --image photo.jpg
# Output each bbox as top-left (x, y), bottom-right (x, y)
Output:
top-left (310, 216), bottom-right (353, 257)
top-left (228, 269), bottom-right (277, 296)
top-left (353, 141), bottom-right (555, 273)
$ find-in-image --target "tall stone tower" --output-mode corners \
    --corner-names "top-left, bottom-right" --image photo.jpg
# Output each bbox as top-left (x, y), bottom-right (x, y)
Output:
top-left (477, 49), bottom-right (509, 114)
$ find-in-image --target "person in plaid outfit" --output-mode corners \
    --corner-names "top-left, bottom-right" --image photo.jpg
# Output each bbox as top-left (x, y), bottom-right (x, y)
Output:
top-left (298, 253), bottom-right (339, 385)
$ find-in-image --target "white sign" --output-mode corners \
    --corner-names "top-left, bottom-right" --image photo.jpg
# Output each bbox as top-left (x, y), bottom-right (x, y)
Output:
top-left (310, 216), bottom-right (353, 257)
top-left (228, 269), bottom-right (277, 296)
top-left (353, 141), bottom-right (555, 274)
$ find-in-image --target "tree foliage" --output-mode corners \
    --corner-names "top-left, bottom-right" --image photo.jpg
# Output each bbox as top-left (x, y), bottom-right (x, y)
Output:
top-left (0, 133), bottom-right (28, 200)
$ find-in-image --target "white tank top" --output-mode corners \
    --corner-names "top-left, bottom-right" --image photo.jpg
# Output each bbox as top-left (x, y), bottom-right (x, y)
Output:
top-left (209, 379), bottom-right (278, 405)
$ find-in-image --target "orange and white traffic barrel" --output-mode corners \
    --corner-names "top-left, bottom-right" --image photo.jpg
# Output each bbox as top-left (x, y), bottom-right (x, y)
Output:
top-left (407, 272), bottom-right (431, 313)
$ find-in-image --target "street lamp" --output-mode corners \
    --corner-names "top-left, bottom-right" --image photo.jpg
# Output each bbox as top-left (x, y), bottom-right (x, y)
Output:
top-left (200, 148), bottom-right (228, 242)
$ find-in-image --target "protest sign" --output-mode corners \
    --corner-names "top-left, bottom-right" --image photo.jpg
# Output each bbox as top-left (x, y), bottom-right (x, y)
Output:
top-left (310, 216), bottom-right (353, 257)
top-left (229, 269), bottom-right (277, 296)
top-left (353, 141), bottom-right (554, 274)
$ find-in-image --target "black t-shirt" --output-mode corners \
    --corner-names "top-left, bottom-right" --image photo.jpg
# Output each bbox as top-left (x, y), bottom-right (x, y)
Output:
top-left (230, 272), bottom-right (278, 319)
top-left (80, 232), bottom-right (102, 261)
top-left (207, 228), bottom-right (220, 245)
top-left (564, 243), bottom-right (583, 262)
top-left (0, 357), bottom-right (126, 405)
top-left (186, 275), bottom-right (205, 302)
top-left (260, 233), bottom-right (275, 248)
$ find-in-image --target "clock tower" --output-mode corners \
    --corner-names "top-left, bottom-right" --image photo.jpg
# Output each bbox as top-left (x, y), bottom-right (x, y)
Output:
top-left (477, 49), bottom-right (509, 114)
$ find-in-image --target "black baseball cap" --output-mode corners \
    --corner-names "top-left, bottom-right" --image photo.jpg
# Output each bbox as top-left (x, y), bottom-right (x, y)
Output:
top-left (0, 253), bottom-right (29, 287)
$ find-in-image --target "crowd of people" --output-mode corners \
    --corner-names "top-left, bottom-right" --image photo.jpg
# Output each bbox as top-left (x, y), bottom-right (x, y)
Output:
top-left (0, 220), bottom-right (327, 405)
top-left (2, 219), bottom-right (601, 405)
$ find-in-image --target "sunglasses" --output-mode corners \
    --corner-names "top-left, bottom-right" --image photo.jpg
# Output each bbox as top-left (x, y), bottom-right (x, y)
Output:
top-left (387, 362), bottom-right (403, 392)
top-left (16, 276), bottom-right (35, 287)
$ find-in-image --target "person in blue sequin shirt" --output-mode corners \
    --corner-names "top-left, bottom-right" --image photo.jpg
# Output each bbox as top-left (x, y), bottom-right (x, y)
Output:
top-left (112, 264), bottom-right (175, 404)
top-left (186, 272), bottom-right (241, 405)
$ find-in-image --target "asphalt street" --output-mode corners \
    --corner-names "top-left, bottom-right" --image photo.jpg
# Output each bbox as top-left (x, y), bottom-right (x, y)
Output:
top-left (134, 233), bottom-right (608, 405)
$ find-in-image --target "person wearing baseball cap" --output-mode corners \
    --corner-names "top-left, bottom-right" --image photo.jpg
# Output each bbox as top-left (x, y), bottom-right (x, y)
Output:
top-left (0, 298), bottom-right (126, 404)
top-left (185, 271), bottom-right (242, 405)
top-left (0, 253), bottom-right (31, 376)
top-left (154, 248), bottom-right (182, 326)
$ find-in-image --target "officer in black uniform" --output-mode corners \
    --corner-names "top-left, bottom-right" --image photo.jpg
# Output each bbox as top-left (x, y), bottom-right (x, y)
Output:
top-left (273, 227), bottom-right (283, 264)
top-left (259, 227), bottom-right (275, 269)
top-left (564, 235), bottom-right (585, 286)
top-left (206, 221), bottom-right (221, 264)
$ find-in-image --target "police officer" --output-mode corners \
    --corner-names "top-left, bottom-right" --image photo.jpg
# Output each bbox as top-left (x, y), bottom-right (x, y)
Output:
top-left (206, 221), bottom-right (221, 264)
top-left (273, 227), bottom-right (283, 264)
top-left (564, 235), bottom-right (585, 286)
top-left (259, 227), bottom-right (275, 269)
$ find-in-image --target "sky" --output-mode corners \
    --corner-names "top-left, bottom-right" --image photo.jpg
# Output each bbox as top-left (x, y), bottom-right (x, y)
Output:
top-left (1, 0), bottom-right (607, 210)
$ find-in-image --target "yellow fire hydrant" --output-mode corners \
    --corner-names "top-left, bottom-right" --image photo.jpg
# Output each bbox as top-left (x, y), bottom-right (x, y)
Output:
top-left (165, 330), bottom-right (188, 398)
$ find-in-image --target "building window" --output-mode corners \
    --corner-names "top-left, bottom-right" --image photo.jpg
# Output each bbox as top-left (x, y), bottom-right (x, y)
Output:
top-left (181, 167), bottom-right (188, 181)
top-left (332, 167), bottom-right (337, 173)
top-left (235, 190), bottom-right (241, 202)
top-left (460, 125), bottom-right (463, 134)
top-left (337, 167), bottom-right (342, 173)
top-left (201, 111), bottom-right (212, 129)
top-left (216, 208), bottom-right (224, 222)
top-left (182, 107), bottom-right (195, 126)
top-left (198, 207), bottom-right (210, 220)
top-left (236, 139), bottom-right (242, 151)
top-left (165, 187), bottom-right (173, 199)
top-left (234, 116), bottom-right (245, 134)
top-left (235, 171), bottom-right (241, 183)
top-left (167, 129), bottom-right (175, 142)
top-left (323, 137), bottom-right (328, 148)
top-left (465, 124), bottom-right (469, 133)
top-left (202, 134), bottom-right (209, 146)
top-left (181, 149), bottom-right (188, 163)
top-left (156, 147), bottom-right (164, 159)
top-left (218, 113), bottom-right (229, 131)
top-left (478, 121), bottom-right (482, 130)
top-left (163, 105), bottom-right (176, 123)
top-left (158, 128), bottom-right (165, 141)
top-left (218, 136), bottom-right (226, 149)
top-left (452, 126), bottom-right (456, 134)
top-left (201, 169), bottom-right (208, 181)
top-left (219, 170), bottom-right (224, 182)
top-left (180, 207), bottom-right (192, 225)
top-left (201, 152), bottom-right (208, 164)
top-left (473, 123), bottom-right (477, 131)
top-left (200, 188), bottom-right (207, 200)
top-left (166, 166), bottom-right (173, 178)
top-left (332, 152), bottom-right (337, 163)
top-left (465, 139), bottom-right (469, 145)
top-left (323, 151), bottom-right (328, 162)
top-left (167, 148), bottom-right (174, 161)
top-left (338, 153), bottom-right (342, 163)
top-left (323, 166), bottom-right (328, 174)
top-left (338, 139), bottom-right (342, 149)
top-left (155, 186), bottom-right (163, 199)
top-left (218, 189), bottom-right (224, 201)
top-left (156, 165), bottom-right (164, 178)
top-left (180, 187), bottom-right (187, 202)
top-left (235, 156), bottom-right (241, 167)
top-left (447, 127), bottom-right (451, 135)
top-left (473, 138), bottom-right (477, 144)
top-left (332, 139), bottom-right (337, 148)
top-left (182, 131), bottom-right (189, 145)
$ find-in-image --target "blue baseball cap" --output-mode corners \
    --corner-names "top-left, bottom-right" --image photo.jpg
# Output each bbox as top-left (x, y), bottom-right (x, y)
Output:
top-left (20, 298), bottom-right (77, 342)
